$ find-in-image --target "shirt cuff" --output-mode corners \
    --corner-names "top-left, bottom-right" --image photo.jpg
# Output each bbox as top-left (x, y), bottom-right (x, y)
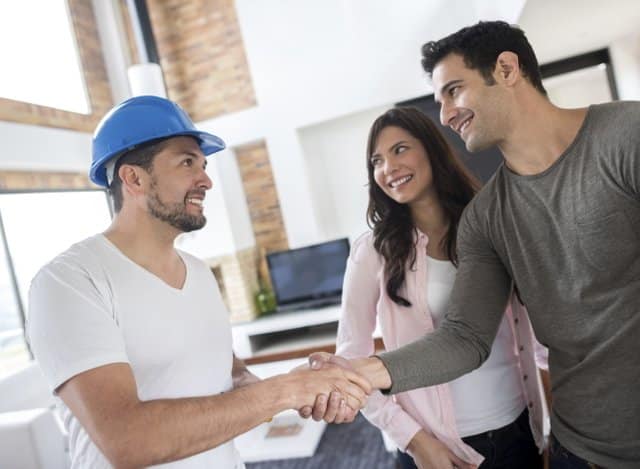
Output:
top-left (385, 411), bottom-right (423, 451)
top-left (375, 351), bottom-right (422, 395)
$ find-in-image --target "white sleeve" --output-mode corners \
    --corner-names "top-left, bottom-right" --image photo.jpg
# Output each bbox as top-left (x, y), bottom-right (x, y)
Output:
top-left (336, 235), bottom-right (422, 450)
top-left (26, 259), bottom-right (129, 393)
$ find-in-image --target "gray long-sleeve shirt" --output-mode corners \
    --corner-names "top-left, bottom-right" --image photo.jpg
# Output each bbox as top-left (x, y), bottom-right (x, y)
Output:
top-left (379, 101), bottom-right (640, 468)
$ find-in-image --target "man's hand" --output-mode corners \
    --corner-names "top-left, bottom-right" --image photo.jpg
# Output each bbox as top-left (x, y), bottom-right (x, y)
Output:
top-left (307, 352), bottom-right (392, 389)
top-left (299, 352), bottom-right (391, 424)
top-left (298, 352), bottom-right (356, 422)
top-left (407, 430), bottom-right (476, 469)
top-left (284, 362), bottom-right (371, 415)
top-left (309, 351), bottom-right (353, 371)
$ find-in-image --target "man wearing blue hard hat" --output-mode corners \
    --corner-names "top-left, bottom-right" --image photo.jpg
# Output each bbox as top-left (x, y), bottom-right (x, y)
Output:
top-left (27, 96), bottom-right (371, 468)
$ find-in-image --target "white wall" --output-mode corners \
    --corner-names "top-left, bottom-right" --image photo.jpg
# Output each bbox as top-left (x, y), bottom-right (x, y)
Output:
top-left (224, 0), bottom-right (523, 247)
top-left (0, 120), bottom-right (90, 172)
top-left (235, 0), bottom-right (449, 125)
top-left (176, 149), bottom-right (247, 259)
top-left (610, 33), bottom-right (640, 100)
top-left (298, 104), bottom-right (390, 242)
top-left (544, 65), bottom-right (613, 108)
top-left (519, 0), bottom-right (640, 64)
top-left (1, 0), bottom-right (639, 256)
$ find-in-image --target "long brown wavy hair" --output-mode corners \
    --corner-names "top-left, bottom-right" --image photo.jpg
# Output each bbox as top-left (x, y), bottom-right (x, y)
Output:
top-left (366, 107), bottom-right (480, 307)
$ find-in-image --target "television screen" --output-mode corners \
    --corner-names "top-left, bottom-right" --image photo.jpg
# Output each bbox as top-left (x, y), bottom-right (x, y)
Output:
top-left (266, 238), bottom-right (350, 311)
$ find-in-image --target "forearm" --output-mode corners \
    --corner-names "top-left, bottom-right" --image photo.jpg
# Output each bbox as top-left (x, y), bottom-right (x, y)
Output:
top-left (344, 331), bottom-right (486, 395)
top-left (351, 356), bottom-right (392, 390)
top-left (103, 377), bottom-right (289, 468)
top-left (97, 363), bottom-right (369, 468)
top-left (373, 258), bottom-right (511, 394)
top-left (406, 429), bottom-right (432, 455)
top-left (378, 319), bottom-right (492, 393)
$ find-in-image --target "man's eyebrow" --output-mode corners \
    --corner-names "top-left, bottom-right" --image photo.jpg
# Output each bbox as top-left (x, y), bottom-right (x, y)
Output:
top-left (174, 150), bottom-right (207, 167)
top-left (435, 79), bottom-right (464, 103)
top-left (172, 150), bottom-right (200, 158)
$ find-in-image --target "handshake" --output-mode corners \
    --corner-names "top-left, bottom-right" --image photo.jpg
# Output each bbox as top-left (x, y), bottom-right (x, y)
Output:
top-left (277, 353), bottom-right (392, 424)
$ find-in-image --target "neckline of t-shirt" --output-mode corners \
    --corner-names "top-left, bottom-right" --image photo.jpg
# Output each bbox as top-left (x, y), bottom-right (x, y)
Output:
top-left (96, 233), bottom-right (190, 293)
top-left (502, 104), bottom-right (595, 181)
top-left (426, 255), bottom-right (455, 267)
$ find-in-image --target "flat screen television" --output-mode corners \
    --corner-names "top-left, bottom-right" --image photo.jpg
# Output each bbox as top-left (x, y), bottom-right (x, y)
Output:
top-left (266, 238), bottom-right (350, 312)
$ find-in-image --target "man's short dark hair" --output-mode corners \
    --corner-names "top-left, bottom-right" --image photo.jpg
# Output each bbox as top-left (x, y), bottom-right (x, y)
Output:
top-left (421, 20), bottom-right (546, 95)
top-left (108, 139), bottom-right (170, 212)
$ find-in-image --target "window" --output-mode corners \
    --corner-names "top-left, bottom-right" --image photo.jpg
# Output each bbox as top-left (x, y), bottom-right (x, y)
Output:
top-left (0, 217), bottom-right (25, 377)
top-left (0, 189), bottom-right (111, 377)
top-left (0, 0), bottom-right (90, 113)
top-left (544, 64), bottom-right (614, 108)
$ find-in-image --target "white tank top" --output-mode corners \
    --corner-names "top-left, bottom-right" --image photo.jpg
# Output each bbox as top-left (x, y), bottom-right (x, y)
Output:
top-left (426, 256), bottom-right (526, 437)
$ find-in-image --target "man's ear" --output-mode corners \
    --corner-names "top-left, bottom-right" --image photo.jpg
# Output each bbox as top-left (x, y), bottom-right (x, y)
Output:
top-left (119, 164), bottom-right (146, 196)
top-left (493, 51), bottom-right (521, 86)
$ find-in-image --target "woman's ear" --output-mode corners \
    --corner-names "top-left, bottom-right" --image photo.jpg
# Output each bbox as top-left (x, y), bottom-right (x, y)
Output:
top-left (493, 51), bottom-right (521, 86)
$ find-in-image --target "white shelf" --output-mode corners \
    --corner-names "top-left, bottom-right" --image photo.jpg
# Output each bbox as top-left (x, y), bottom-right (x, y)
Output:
top-left (233, 305), bottom-right (341, 335)
top-left (232, 304), bottom-right (380, 360)
top-left (251, 324), bottom-right (338, 357)
top-left (231, 305), bottom-right (341, 359)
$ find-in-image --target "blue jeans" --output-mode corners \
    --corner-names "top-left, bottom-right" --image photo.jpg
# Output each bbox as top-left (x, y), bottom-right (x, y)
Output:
top-left (396, 409), bottom-right (542, 469)
top-left (548, 434), bottom-right (604, 469)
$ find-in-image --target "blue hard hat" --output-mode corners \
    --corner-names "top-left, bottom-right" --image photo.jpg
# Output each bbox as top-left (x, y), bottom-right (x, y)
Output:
top-left (90, 95), bottom-right (226, 187)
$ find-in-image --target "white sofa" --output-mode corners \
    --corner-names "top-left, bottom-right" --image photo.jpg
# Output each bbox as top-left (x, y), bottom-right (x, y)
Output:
top-left (0, 362), bottom-right (69, 469)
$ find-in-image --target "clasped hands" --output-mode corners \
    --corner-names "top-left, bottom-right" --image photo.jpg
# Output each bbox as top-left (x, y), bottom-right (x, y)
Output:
top-left (290, 352), bottom-right (368, 424)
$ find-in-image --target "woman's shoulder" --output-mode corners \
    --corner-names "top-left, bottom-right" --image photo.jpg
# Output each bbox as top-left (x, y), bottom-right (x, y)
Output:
top-left (349, 231), bottom-right (380, 265)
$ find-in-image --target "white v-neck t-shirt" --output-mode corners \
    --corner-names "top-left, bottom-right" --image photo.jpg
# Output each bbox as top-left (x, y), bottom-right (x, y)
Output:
top-left (426, 256), bottom-right (525, 437)
top-left (28, 234), bottom-right (244, 468)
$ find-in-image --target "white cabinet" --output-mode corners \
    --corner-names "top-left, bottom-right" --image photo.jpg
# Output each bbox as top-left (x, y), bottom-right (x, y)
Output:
top-left (231, 305), bottom-right (341, 359)
top-left (231, 304), bottom-right (381, 360)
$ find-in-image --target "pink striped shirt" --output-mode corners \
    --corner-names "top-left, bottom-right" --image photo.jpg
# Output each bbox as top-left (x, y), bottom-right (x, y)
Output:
top-left (336, 231), bottom-right (548, 465)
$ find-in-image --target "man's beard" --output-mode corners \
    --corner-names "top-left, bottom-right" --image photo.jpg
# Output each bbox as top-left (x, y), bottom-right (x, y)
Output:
top-left (147, 179), bottom-right (206, 232)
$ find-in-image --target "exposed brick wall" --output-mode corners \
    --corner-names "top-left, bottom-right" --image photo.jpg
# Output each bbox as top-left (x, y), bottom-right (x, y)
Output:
top-left (120, 2), bottom-right (288, 320)
top-left (0, 171), bottom-right (94, 190)
top-left (118, 0), bottom-right (140, 66)
top-left (118, 1), bottom-right (288, 257)
top-left (235, 141), bottom-right (289, 254)
top-left (208, 246), bottom-right (260, 323)
top-left (0, 0), bottom-right (113, 132)
top-left (135, 0), bottom-right (257, 121)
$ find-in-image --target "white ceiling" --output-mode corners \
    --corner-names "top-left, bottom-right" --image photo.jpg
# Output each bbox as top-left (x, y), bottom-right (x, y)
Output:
top-left (518, 0), bottom-right (640, 62)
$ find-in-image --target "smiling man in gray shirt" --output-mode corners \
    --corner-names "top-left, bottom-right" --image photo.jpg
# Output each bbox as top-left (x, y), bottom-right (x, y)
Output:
top-left (309, 21), bottom-right (639, 468)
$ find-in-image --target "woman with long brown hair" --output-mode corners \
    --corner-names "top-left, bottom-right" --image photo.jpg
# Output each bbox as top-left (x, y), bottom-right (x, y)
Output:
top-left (336, 107), bottom-right (547, 469)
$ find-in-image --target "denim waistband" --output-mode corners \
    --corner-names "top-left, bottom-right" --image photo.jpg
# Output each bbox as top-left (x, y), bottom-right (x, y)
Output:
top-left (549, 433), bottom-right (604, 469)
top-left (461, 407), bottom-right (529, 442)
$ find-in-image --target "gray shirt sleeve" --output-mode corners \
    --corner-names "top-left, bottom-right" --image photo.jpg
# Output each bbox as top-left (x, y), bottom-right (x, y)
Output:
top-left (377, 202), bottom-right (512, 394)
top-left (617, 109), bottom-right (640, 198)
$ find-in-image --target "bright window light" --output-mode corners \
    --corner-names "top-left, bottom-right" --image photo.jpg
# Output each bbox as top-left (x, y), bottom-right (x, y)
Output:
top-left (0, 190), bottom-right (112, 377)
top-left (0, 221), bottom-right (27, 377)
top-left (0, 190), bottom-right (112, 312)
top-left (0, 0), bottom-right (90, 114)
